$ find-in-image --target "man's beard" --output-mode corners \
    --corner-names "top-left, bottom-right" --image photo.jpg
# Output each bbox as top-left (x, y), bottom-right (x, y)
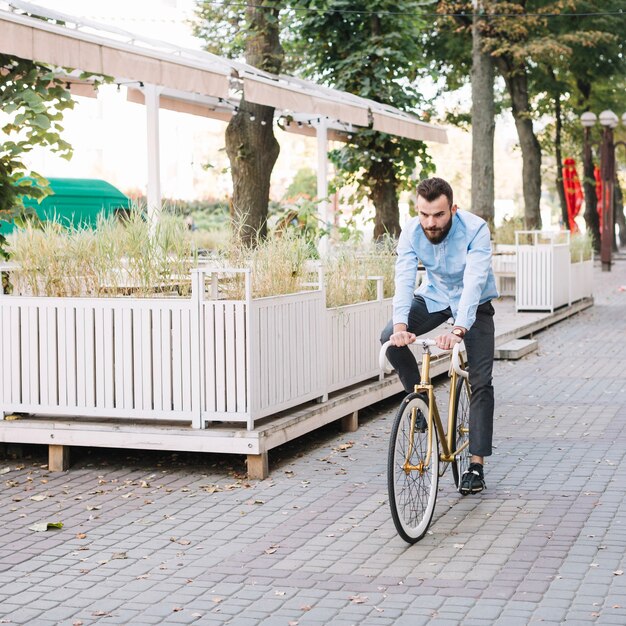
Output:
top-left (422, 215), bottom-right (453, 243)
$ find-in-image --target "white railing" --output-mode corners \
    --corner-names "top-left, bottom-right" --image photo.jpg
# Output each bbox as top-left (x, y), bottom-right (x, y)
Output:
top-left (0, 267), bottom-right (393, 430)
top-left (515, 230), bottom-right (572, 312)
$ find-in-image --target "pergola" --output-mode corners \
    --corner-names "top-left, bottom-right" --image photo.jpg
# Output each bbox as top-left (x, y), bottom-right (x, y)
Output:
top-left (1, 0), bottom-right (448, 227)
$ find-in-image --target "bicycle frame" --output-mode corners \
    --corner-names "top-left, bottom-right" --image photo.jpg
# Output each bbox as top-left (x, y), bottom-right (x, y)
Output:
top-left (403, 343), bottom-right (470, 473)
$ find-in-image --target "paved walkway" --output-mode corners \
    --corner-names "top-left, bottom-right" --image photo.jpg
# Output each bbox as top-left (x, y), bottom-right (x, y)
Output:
top-left (1, 259), bottom-right (625, 626)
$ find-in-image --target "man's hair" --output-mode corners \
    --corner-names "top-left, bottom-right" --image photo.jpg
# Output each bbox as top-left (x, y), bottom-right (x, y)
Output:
top-left (417, 177), bottom-right (453, 207)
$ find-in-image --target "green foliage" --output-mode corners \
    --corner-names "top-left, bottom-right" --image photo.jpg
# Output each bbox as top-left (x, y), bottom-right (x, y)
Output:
top-left (284, 167), bottom-right (317, 200)
top-left (8, 209), bottom-right (198, 297)
top-left (0, 54), bottom-right (76, 229)
top-left (291, 1), bottom-right (435, 223)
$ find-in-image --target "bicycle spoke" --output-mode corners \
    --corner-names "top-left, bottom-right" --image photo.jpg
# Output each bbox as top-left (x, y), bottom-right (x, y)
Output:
top-left (388, 394), bottom-right (438, 543)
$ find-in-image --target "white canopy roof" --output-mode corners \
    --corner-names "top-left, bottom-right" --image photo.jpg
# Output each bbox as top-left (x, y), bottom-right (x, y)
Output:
top-left (0, 0), bottom-right (447, 144)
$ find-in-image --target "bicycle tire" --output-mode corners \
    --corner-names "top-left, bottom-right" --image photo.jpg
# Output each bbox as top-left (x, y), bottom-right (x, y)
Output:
top-left (387, 392), bottom-right (439, 543)
top-left (451, 376), bottom-right (471, 489)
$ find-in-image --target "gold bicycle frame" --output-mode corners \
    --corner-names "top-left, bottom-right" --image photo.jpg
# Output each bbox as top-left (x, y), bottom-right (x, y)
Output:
top-left (403, 343), bottom-right (470, 474)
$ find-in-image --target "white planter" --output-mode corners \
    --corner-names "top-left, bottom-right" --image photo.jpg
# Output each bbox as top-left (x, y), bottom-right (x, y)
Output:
top-left (515, 231), bottom-right (571, 312)
top-left (570, 258), bottom-right (593, 302)
top-left (1, 266), bottom-right (394, 430)
top-left (326, 277), bottom-right (392, 393)
top-left (492, 244), bottom-right (517, 297)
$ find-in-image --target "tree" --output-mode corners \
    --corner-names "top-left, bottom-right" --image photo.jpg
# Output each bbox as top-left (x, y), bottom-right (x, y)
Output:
top-left (471, 1), bottom-right (495, 228)
top-left (0, 54), bottom-right (75, 254)
top-left (292, 1), bottom-right (433, 239)
top-left (194, 2), bottom-right (284, 245)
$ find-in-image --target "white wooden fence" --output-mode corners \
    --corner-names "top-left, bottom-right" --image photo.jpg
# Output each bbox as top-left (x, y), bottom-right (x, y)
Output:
top-left (515, 230), bottom-right (576, 312)
top-left (0, 268), bottom-right (392, 430)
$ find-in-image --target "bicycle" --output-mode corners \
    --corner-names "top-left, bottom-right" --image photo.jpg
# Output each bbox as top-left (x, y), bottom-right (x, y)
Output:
top-left (379, 338), bottom-right (471, 543)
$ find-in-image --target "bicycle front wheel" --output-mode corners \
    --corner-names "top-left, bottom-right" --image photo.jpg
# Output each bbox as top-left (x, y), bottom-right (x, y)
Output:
top-left (387, 393), bottom-right (439, 543)
top-left (451, 376), bottom-right (471, 489)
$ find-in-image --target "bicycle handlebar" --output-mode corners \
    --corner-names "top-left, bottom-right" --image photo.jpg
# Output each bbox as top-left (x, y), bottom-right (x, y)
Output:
top-left (379, 338), bottom-right (469, 379)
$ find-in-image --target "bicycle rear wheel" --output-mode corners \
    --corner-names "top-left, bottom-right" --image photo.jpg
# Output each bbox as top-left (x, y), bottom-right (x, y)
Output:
top-left (387, 392), bottom-right (439, 543)
top-left (451, 376), bottom-right (471, 489)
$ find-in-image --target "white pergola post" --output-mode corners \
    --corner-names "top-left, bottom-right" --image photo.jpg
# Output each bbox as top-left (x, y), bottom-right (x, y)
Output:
top-left (316, 117), bottom-right (330, 256)
top-left (144, 83), bottom-right (163, 228)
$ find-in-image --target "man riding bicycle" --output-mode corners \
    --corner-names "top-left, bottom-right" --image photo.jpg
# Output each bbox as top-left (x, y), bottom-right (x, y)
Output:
top-left (380, 177), bottom-right (498, 495)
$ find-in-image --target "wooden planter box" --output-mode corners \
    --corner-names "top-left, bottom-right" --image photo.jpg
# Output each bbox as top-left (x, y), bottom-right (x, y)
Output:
top-left (0, 267), bottom-right (392, 430)
top-left (570, 257), bottom-right (594, 303)
top-left (492, 243), bottom-right (517, 297)
top-left (325, 278), bottom-right (392, 393)
top-left (515, 230), bottom-right (594, 312)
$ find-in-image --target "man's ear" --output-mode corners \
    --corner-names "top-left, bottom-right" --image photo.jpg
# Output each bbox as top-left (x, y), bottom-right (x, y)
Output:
top-left (451, 204), bottom-right (458, 215)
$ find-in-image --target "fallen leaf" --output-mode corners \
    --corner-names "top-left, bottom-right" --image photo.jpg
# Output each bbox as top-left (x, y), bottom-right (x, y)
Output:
top-left (29, 521), bottom-right (63, 532)
top-left (614, 570), bottom-right (624, 576)
top-left (141, 481), bottom-right (150, 488)
top-left (91, 611), bottom-right (111, 617)
top-left (178, 539), bottom-right (191, 546)
top-left (288, 622), bottom-right (299, 626)
top-left (73, 621), bottom-right (84, 626)
top-left (212, 597), bottom-right (223, 604)
top-left (349, 595), bottom-right (368, 604)
top-left (111, 552), bottom-right (127, 560)
top-left (86, 505), bottom-right (101, 511)
top-left (454, 543), bottom-right (465, 549)
top-left (0, 467), bottom-right (10, 475)
top-left (29, 494), bottom-right (47, 502)
top-left (76, 533), bottom-right (87, 539)
top-left (173, 607), bottom-right (183, 612)
top-left (275, 591), bottom-right (285, 596)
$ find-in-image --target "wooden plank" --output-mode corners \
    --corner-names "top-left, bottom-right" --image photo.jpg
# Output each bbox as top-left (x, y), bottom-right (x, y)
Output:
top-left (152, 308), bottom-right (163, 412)
top-left (341, 411), bottom-right (358, 433)
top-left (49, 444), bottom-right (70, 471)
top-left (203, 304), bottom-right (216, 413)
top-left (224, 303), bottom-right (237, 412)
top-left (103, 307), bottom-right (115, 409)
top-left (171, 308), bottom-right (183, 411)
top-left (214, 304), bottom-right (226, 413)
top-left (161, 308), bottom-right (173, 412)
top-left (84, 307), bottom-right (96, 408)
top-left (122, 307), bottom-right (134, 409)
top-left (247, 452), bottom-right (268, 480)
top-left (141, 307), bottom-right (153, 411)
top-left (235, 303), bottom-right (247, 414)
top-left (94, 305), bottom-right (105, 409)
top-left (180, 308), bottom-right (192, 413)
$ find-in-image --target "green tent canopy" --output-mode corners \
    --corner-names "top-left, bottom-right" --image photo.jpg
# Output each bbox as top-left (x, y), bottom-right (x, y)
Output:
top-left (1, 178), bottom-right (131, 234)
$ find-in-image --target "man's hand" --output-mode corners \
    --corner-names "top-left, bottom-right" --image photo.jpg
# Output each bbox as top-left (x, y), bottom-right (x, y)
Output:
top-left (389, 323), bottom-right (416, 347)
top-left (435, 332), bottom-right (463, 351)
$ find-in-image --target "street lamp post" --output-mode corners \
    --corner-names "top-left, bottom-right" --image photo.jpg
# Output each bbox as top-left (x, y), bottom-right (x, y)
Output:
top-left (580, 110), bottom-right (625, 272)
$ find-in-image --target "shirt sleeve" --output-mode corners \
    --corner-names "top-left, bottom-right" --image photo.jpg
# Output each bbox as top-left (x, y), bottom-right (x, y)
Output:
top-left (454, 222), bottom-right (492, 330)
top-left (392, 221), bottom-right (420, 326)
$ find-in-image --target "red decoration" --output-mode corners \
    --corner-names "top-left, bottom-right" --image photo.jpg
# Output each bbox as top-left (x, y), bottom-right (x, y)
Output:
top-left (562, 158), bottom-right (583, 232)
top-left (594, 165), bottom-right (603, 232)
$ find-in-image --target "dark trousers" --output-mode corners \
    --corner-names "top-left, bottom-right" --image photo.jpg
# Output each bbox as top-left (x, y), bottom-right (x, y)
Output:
top-left (381, 297), bottom-right (495, 457)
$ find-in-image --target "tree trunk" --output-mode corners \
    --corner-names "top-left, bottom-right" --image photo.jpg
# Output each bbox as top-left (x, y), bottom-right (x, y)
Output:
top-left (551, 73), bottom-right (568, 229)
top-left (581, 131), bottom-right (601, 253)
top-left (226, 101), bottom-right (280, 244)
top-left (495, 57), bottom-right (542, 230)
top-left (226, 2), bottom-right (283, 246)
top-left (470, 6), bottom-right (495, 230)
top-left (369, 159), bottom-right (401, 240)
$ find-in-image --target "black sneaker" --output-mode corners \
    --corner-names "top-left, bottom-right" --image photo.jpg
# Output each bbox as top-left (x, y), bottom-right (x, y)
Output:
top-left (459, 462), bottom-right (486, 495)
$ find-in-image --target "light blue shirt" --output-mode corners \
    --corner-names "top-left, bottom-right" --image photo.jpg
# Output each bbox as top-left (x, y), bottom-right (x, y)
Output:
top-left (393, 209), bottom-right (498, 330)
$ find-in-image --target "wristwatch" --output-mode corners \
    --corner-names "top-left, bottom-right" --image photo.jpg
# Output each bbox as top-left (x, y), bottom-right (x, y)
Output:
top-left (451, 327), bottom-right (466, 339)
